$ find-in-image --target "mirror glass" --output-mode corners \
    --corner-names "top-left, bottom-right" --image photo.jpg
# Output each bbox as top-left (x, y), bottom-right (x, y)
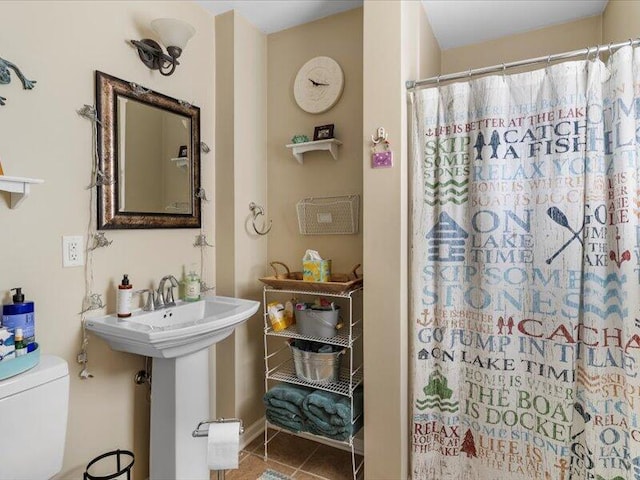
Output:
top-left (96, 71), bottom-right (201, 229)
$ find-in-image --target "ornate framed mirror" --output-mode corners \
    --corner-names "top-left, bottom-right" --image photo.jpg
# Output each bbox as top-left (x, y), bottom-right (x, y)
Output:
top-left (95, 71), bottom-right (201, 229)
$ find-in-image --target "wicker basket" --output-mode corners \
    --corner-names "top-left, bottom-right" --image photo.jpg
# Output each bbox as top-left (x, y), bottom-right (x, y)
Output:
top-left (268, 261), bottom-right (303, 280)
top-left (260, 262), bottom-right (362, 293)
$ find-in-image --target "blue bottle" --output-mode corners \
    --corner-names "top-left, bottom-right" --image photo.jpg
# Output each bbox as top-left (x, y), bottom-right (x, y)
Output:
top-left (2, 288), bottom-right (35, 346)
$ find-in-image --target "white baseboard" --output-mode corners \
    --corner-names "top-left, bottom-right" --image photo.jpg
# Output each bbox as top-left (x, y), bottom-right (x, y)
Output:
top-left (244, 416), bottom-right (364, 456)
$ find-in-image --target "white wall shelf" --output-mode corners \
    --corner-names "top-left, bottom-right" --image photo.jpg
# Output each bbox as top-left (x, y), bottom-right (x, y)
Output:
top-left (0, 175), bottom-right (44, 208)
top-left (285, 138), bottom-right (342, 164)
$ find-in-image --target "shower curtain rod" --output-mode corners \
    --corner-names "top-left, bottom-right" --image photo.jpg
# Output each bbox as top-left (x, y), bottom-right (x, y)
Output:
top-left (406, 37), bottom-right (640, 90)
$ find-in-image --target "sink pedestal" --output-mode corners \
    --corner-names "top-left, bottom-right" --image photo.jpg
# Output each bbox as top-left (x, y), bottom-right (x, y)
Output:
top-left (84, 295), bottom-right (260, 479)
top-left (150, 348), bottom-right (210, 480)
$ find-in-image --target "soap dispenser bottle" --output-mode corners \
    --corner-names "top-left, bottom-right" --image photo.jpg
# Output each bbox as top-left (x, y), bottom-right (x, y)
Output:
top-left (184, 265), bottom-right (201, 302)
top-left (2, 288), bottom-right (35, 345)
top-left (117, 274), bottom-right (133, 318)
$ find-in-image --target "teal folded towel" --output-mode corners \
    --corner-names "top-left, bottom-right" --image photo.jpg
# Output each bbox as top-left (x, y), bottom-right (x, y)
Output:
top-left (263, 383), bottom-right (313, 417)
top-left (266, 408), bottom-right (305, 433)
top-left (302, 388), bottom-right (364, 441)
top-left (264, 383), bottom-right (315, 433)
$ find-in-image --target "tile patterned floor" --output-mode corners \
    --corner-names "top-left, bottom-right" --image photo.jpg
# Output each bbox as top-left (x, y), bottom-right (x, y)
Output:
top-left (216, 429), bottom-right (363, 480)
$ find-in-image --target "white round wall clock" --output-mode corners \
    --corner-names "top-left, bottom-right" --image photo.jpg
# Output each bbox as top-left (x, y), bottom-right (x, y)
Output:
top-left (293, 56), bottom-right (344, 114)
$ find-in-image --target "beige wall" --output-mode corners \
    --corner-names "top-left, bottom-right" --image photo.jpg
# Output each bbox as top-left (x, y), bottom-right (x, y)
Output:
top-left (603, 0), bottom-right (640, 44)
top-left (362, 1), bottom-right (440, 478)
top-left (442, 15), bottom-right (602, 74)
top-left (266, 8), bottom-right (363, 275)
top-left (215, 11), bottom-right (268, 427)
top-left (0, 1), bottom-right (214, 478)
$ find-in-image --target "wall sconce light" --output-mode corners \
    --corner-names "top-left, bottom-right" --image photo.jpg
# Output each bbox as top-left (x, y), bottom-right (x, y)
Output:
top-left (131, 18), bottom-right (195, 76)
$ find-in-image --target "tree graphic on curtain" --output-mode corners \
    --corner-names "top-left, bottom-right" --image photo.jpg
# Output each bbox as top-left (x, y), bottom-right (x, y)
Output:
top-left (460, 429), bottom-right (477, 458)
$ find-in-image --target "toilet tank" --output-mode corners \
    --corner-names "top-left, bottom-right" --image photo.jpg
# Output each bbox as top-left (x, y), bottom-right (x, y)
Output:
top-left (0, 355), bottom-right (69, 480)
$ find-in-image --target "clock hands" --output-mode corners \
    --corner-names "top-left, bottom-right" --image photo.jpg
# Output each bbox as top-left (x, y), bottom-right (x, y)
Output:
top-left (309, 78), bottom-right (330, 87)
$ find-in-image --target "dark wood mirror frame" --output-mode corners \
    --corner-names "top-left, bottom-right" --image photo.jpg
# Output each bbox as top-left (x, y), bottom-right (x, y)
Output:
top-left (95, 71), bottom-right (201, 229)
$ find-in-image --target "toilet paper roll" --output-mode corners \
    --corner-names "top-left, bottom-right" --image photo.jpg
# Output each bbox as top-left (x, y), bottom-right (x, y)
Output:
top-left (207, 422), bottom-right (240, 470)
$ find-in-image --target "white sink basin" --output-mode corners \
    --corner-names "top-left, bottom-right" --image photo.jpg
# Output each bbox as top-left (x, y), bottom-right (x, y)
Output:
top-left (86, 295), bottom-right (260, 358)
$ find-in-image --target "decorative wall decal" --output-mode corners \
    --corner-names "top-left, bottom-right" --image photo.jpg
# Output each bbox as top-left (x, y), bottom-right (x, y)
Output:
top-left (0, 56), bottom-right (36, 105)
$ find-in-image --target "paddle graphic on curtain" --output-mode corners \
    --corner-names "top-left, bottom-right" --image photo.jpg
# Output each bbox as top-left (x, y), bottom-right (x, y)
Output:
top-left (410, 46), bottom-right (640, 479)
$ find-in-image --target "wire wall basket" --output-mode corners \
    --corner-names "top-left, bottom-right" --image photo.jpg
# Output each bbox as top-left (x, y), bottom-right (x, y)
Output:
top-left (296, 195), bottom-right (359, 235)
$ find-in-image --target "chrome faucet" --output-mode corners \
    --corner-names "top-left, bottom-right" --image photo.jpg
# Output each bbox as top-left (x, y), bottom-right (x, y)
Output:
top-left (135, 288), bottom-right (156, 311)
top-left (156, 275), bottom-right (180, 308)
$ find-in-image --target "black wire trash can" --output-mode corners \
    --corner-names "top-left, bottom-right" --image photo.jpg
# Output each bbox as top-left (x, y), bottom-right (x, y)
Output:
top-left (84, 449), bottom-right (134, 480)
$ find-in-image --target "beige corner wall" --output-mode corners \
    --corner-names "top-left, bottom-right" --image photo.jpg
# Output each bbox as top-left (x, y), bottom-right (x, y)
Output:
top-left (0, 1), bottom-right (214, 478)
top-left (441, 15), bottom-right (602, 74)
top-left (362, 1), bottom-right (440, 478)
top-left (266, 8), bottom-right (363, 274)
top-left (215, 11), bottom-right (268, 426)
top-left (603, 0), bottom-right (640, 43)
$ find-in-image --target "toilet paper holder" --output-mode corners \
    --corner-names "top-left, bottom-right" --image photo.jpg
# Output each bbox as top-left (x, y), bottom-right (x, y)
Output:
top-left (192, 417), bottom-right (244, 438)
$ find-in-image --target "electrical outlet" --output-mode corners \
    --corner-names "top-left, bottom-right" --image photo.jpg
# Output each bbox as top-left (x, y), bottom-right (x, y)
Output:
top-left (62, 235), bottom-right (84, 267)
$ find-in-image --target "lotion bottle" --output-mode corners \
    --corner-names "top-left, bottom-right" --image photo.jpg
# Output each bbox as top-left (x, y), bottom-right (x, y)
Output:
top-left (2, 288), bottom-right (35, 346)
top-left (117, 274), bottom-right (133, 318)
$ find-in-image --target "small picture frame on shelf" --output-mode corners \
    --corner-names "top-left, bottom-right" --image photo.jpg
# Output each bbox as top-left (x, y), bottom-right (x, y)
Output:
top-left (313, 124), bottom-right (334, 141)
top-left (178, 145), bottom-right (188, 158)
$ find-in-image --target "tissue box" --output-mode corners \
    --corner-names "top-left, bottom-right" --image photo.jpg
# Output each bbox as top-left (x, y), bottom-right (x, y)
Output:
top-left (303, 259), bottom-right (331, 282)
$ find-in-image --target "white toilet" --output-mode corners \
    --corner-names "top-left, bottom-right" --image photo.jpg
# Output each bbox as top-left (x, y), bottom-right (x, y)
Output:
top-left (0, 354), bottom-right (69, 480)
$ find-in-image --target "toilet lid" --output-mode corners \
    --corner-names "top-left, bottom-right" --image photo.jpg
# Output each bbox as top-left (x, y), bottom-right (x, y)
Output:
top-left (0, 355), bottom-right (68, 399)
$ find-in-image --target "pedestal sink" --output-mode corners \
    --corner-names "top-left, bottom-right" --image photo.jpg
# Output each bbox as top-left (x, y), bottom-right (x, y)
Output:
top-left (86, 295), bottom-right (260, 480)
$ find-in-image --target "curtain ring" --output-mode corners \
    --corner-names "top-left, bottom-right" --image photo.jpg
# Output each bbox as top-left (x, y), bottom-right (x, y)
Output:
top-left (249, 202), bottom-right (272, 236)
top-left (608, 42), bottom-right (613, 57)
top-left (547, 55), bottom-right (552, 66)
top-left (630, 38), bottom-right (634, 47)
top-left (468, 67), bottom-right (472, 78)
top-left (436, 74), bottom-right (440, 86)
top-left (585, 46), bottom-right (591, 60)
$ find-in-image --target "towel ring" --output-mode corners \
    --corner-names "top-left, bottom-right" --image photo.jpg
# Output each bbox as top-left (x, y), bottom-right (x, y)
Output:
top-left (249, 202), bottom-right (272, 236)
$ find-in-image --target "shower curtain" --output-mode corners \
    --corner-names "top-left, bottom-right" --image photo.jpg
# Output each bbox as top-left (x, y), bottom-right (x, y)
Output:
top-left (410, 46), bottom-right (640, 480)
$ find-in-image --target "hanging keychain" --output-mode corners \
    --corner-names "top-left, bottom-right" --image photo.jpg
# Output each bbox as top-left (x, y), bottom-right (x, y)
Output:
top-left (371, 127), bottom-right (393, 168)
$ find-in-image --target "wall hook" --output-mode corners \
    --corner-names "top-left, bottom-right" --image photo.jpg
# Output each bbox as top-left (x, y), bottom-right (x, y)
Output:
top-left (371, 127), bottom-right (388, 144)
top-left (249, 202), bottom-right (272, 235)
top-left (194, 233), bottom-right (214, 247)
top-left (88, 232), bottom-right (112, 250)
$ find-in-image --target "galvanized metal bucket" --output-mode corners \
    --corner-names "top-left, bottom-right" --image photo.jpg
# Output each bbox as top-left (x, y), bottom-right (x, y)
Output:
top-left (289, 342), bottom-right (344, 384)
top-left (295, 307), bottom-right (341, 338)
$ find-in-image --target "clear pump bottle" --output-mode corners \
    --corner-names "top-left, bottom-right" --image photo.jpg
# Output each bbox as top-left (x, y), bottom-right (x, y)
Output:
top-left (184, 265), bottom-right (201, 302)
